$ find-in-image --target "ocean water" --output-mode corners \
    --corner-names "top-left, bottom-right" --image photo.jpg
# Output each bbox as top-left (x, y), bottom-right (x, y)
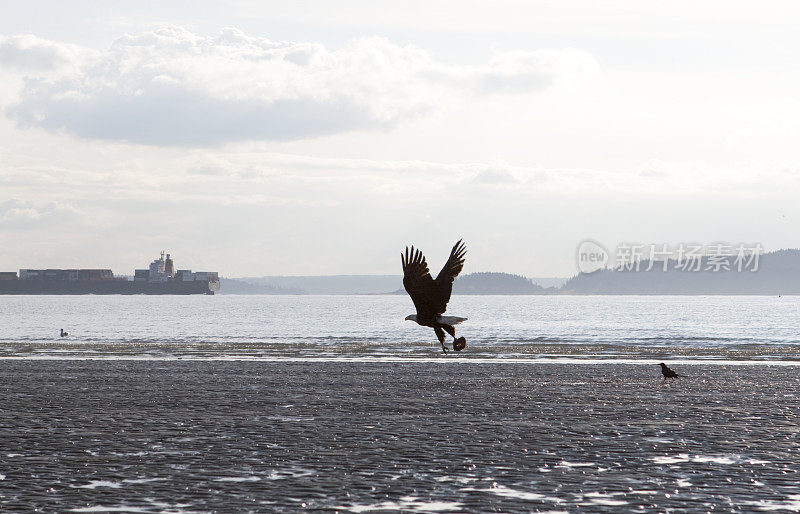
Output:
top-left (1, 294), bottom-right (799, 360)
top-left (3, 295), bottom-right (800, 512)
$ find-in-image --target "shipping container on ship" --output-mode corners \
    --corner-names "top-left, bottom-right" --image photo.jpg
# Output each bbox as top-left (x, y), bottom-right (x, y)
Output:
top-left (0, 251), bottom-right (220, 295)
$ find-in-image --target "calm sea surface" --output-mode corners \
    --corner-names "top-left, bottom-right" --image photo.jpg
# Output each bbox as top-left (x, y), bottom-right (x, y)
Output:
top-left (1, 295), bottom-right (799, 360)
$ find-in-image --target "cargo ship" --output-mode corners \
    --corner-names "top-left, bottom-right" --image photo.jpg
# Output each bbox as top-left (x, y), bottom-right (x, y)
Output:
top-left (0, 251), bottom-right (220, 295)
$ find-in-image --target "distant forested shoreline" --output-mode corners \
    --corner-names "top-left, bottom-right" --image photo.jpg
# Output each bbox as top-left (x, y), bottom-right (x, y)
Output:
top-left (221, 249), bottom-right (800, 295)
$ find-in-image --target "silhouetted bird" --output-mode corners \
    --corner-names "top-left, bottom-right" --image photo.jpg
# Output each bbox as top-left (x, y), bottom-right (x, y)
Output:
top-left (402, 240), bottom-right (468, 353)
top-left (659, 362), bottom-right (679, 379)
top-left (60, 328), bottom-right (69, 337)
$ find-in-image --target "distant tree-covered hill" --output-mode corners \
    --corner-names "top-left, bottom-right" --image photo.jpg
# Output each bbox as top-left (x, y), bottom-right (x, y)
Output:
top-left (453, 272), bottom-right (552, 294)
top-left (562, 249), bottom-right (800, 295)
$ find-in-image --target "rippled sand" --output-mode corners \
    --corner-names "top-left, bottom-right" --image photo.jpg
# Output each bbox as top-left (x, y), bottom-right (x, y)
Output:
top-left (1, 361), bottom-right (799, 512)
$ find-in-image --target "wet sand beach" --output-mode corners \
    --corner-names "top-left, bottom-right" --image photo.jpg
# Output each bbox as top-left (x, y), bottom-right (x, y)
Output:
top-left (1, 360), bottom-right (799, 512)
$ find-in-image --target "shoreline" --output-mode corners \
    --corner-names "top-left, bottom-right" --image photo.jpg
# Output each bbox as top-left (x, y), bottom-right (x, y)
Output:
top-left (3, 355), bottom-right (800, 365)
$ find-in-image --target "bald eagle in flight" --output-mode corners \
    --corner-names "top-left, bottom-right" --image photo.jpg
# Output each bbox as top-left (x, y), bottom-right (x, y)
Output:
top-left (402, 240), bottom-right (468, 353)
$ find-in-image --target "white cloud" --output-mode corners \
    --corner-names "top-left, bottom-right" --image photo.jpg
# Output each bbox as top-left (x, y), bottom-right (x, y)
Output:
top-left (0, 34), bottom-right (82, 70)
top-left (4, 27), bottom-right (595, 146)
top-left (0, 198), bottom-right (79, 229)
top-left (469, 166), bottom-right (520, 185)
top-left (476, 49), bottom-right (596, 93)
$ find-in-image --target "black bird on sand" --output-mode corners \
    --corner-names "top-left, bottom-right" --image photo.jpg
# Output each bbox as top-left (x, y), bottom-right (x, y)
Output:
top-left (659, 362), bottom-right (679, 379)
top-left (402, 240), bottom-right (468, 353)
top-left (60, 328), bottom-right (69, 337)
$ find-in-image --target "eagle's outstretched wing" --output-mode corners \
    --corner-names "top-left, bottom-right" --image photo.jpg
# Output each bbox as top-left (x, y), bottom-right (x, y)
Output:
top-left (434, 239), bottom-right (467, 306)
top-left (402, 246), bottom-right (444, 318)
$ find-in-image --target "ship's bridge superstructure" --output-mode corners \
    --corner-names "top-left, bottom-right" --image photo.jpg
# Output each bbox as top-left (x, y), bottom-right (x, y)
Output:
top-left (142, 251), bottom-right (171, 283)
top-left (134, 251), bottom-right (218, 288)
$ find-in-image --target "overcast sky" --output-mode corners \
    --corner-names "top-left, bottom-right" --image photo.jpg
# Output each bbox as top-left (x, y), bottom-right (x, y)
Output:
top-left (1, 1), bottom-right (799, 276)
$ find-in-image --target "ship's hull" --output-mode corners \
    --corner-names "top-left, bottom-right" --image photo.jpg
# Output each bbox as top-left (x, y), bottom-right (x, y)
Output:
top-left (0, 280), bottom-right (219, 295)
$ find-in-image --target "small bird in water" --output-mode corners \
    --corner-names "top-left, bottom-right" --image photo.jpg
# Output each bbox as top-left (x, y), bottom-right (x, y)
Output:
top-left (60, 328), bottom-right (69, 337)
top-left (401, 240), bottom-right (468, 353)
top-left (659, 362), bottom-right (679, 380)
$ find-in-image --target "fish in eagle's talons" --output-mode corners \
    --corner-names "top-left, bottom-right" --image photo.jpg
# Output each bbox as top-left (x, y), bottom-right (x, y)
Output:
top-left (401, 240), bottom-right (468, 353)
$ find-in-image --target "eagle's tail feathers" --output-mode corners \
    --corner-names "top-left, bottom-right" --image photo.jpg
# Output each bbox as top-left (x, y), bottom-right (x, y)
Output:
top-left (438, 316), bottom-right (467, 325)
